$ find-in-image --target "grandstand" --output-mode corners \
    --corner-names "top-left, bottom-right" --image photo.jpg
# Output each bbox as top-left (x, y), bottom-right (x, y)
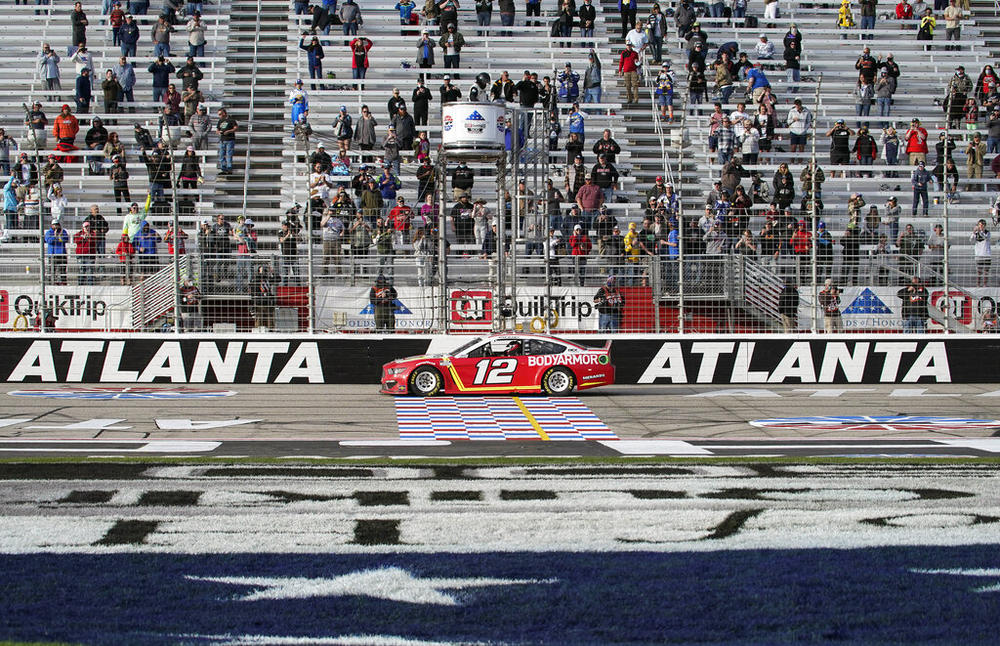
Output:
top-left (2, 0), bottom-right (1000, 333)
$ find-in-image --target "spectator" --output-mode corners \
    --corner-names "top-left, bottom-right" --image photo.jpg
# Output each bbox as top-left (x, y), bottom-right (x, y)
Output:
top-left (655, 63), bottom-right (674, 121)
top-left (594, 275), bottom-right (624, 331)
top-left (854, 74), bottom-right (874, 128)
top-left (189, 104), bottom-right (210, 149)
top-left (73, 221), bottom-right (97, 285)
top-left (177, 56), bottom-right (204, 92)
top-left (216, 108), bottom-right (238, 173)
top-left (151, 16), bottom-right (174, 58)
top-left (778, 281), bottom-right (799, 331)
top-left (911, 160), bottom-right (932, 215)
top-left (859, 0), bottom-right (877, 38)
top-left (440, 75), bottom-right (462, 102)
top-left (73, 68), bottom-right (92, 115)
top-left (45, 219), bottom-right (69, 284)
top-left (37, 43), bottom-right (61, 97)
top-left (109, 3), bottom-right (125, 46)
top-left (148, 55), bottom-right (175, 102)
top-left (340, 0), bottom-right (363, 35)
top-left (837, 0), bottom-right (856, 37)
top-left (568, 223), bottom-right (592, 285)
top-left (967, 132), bottom-right (987, 190)
top-left (102, 70), bottom-right (122, 114)
top-left (591, 154), bottom-right (619, 203)
top-left (579, 0), bottom-right (596, 44)
top-left (558, 63), bottom-right (581, 103)
top-left (70, 44), bottom-right (95, 80)
top-left (897, 222), bottom-right (923, 275)
top-left (3, 176), bottom-right (19, 230)
top-left (973, 218), bottom-right (991, 286)
top-left (118, 15), bottom-right (140, 57)
top-left (575, 174), bottom-right (604, 229)
top-left (116, 229), bottom-right (139, 283)
top-left (646, 4), bottom-right (666, 63)
top-left (904, 117), bottom-right (929, 164)
top-left (439, 24), bottom-right (465, 69)
top-left (187, 14), bottom-right (206, 57)
top-left (299, 36), bottom-right (326, 91)
top-left (898, 276), bottom-right (929, 331)
top-left (818, 280), bottom-right (842, 331)
top-left (917, 7), bottom-right (935, 48)
top-left (943, 0), bottom-right (963, 50)
top-left (619, 0), bottom-right (637, 39)
top-left (925, 223), bottom-right (947, 278)
top-left (349, 36), bottom-right (372, 84)
top-left (755, 34), bottom-right (774, 60)
top-left (113, 56), bottom-right (136, 108)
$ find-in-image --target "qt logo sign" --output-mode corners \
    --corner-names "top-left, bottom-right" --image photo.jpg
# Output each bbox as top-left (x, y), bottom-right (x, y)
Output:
top-left (450, 290), bottom-right (492, 326)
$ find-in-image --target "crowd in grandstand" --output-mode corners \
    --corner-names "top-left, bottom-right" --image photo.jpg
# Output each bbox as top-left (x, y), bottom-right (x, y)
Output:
top-left (2, 0), bottom-right (1000, 310)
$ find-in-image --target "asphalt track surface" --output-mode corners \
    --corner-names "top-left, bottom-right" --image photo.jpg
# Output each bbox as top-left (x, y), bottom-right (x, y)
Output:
top-left (3, 383), bottom-right (1000, 457)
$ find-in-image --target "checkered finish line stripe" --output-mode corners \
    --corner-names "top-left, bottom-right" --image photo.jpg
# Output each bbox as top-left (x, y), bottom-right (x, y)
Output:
top-left (395, 397), bottom-right (617, 441)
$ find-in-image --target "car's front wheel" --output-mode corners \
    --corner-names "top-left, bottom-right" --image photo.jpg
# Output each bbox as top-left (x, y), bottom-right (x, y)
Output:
top-left (541, 367), bottom-right (575, 396)
top-left (409, 366), bottom-right (443, 396)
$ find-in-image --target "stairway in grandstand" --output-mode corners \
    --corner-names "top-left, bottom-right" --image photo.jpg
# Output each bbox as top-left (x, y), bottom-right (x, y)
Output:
top-left (217, 0), bottom-right (286, 223)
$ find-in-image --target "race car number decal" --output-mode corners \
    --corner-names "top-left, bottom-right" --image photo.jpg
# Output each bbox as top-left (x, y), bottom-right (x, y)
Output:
top-left (473, 358), bottom-right (518, 385)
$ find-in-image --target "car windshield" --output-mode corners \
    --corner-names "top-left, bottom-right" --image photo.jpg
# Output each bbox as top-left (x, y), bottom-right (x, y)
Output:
top-left (449, 337), bottom-right (483, 356)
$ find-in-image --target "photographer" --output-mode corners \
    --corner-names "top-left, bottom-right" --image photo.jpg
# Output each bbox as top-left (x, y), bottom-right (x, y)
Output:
top-left (972, 218), bottom-right (991, 287)
top-left (897, 275), bottom-right (929, 332)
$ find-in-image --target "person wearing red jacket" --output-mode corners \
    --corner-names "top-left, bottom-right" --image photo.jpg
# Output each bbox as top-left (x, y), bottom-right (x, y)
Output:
top-left (895, 0), bottom-right (913, 26)
top-left (52, 104), bottom-right (81, 163)
top-left (52, 104), bottom-right (80, 144)
top-left (388, 196), bottom-right (413, 245)
top-left (73, 221), bottom-right (97, 285)
top-left (349, 37), bottom-right (373, 83)
top-left (568, 223), bottom-right (593, 286)
top-left (904, 117), bottom-right (928, 165)
top-left (617, 42), bottom-right (641, 104)
top-left (115, 232), bottom-right (135, 285)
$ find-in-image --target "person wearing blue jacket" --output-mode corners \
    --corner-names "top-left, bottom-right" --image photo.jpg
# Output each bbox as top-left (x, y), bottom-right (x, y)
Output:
top-left (133, 220), bottom-right (161, 274)
top-left (557, 62), bottom-right (580, 102)
top-left (118, 14), bottom-right (140, 56)
top-left (3, 176), bottom-right (19, 230)
top-left (45, 220), bottom-right (70, 284)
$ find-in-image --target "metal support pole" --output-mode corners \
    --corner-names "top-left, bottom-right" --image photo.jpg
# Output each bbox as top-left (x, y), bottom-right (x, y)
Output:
top-left (810, 75), bottom-right (822, 333)
top-left (169, 139), bottom-right (180, 334)
top-left (438, 154), bottom-right (448, 333)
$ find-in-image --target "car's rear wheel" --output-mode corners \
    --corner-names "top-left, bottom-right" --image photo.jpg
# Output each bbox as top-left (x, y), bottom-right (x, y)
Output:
top-left (541, 367), bottom-right (575, 396)
top-left (409, 366), bottom-right (443, 396)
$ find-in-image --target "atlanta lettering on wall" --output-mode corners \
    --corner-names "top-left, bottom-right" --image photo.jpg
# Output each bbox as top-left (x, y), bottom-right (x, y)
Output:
top-left (2, 336), bottom-right (1000, 385)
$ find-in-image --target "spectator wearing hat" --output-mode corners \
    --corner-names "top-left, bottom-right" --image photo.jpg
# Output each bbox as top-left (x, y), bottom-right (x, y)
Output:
top-left (579, 0), bottom-right (597, 45)
top-left (415, 30), bottom-right (436, 68)
top-left (568, 223), bottom-right (592, 286)
top-left (966, 132), bottom-right (987, 189)
top-left (904, 118), bottom-right (929, 165)
top-left (216, 108), bottom-right (238, 173)
top-left (74, 220), bottom-right (97, 285)
top-left (440, 75), bottom-right (461, 103)
top-left (148, 55), bottom-right (175, 103)
top-left (439, 23), bottom-right (465, 70)
top-left (575, 173), bottom-right (604, 230)
top-left (911, 160), bottom-right (932, 215)
top-left (299, 36), bottom-right (326, 91)
top-left (594, 275), bottom-right (624, 331)
top-left (558, 63), bottom-right (581, 103)
top-left (333, 105), bottom-right (353, 155)
top-left (826, 119), bottom-right (853, 178)
top-left (45, 220), bottom-right (70, 285)
top-left (118, 15), bottom-right (140, 57)
top-left (819, 279), bottom-right (842, 332)
top-left (187, 13), bottom-right (206, 57)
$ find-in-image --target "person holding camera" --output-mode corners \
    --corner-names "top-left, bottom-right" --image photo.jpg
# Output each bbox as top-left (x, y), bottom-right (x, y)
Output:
top-left (897, 276), bottom-right (929, 332)
top-left (819, 279), bottom-right (842, 332)
top-left (973, 218), bottom-right (992, 286)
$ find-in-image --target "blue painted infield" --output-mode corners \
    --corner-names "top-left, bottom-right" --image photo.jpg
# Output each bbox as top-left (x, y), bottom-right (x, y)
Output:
top-left (2, 546), bottom-right (999, 645)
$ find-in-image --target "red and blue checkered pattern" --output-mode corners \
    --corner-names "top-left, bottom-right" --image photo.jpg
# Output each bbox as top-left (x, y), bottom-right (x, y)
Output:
top-left (395, 397), bottom-right (617, 441)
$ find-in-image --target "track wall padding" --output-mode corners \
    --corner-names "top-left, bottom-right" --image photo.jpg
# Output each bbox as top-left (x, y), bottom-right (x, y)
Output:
top-left (0, 335), bottom-right (995, 384)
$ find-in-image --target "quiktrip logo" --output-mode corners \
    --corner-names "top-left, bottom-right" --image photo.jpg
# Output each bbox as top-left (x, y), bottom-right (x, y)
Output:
top-left (443, 114), bottom-right (454, 132)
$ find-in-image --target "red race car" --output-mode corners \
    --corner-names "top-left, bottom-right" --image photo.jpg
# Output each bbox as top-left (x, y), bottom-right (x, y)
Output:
top-left (380, 333), bottom-right (615, 396)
